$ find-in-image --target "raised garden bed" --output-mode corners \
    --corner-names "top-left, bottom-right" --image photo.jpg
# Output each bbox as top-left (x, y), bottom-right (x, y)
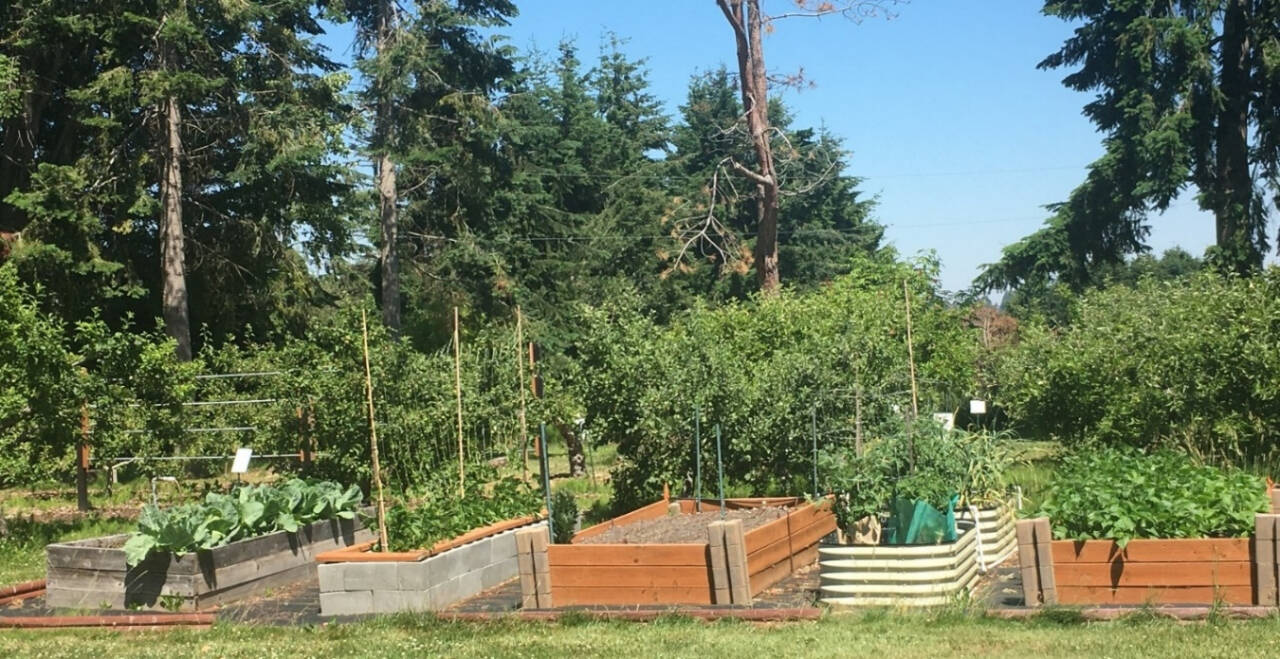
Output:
top-left (519, 497), bottom-right (836, 607)
top-left (961, 500), bottom-right (1017, 570)
top-left (46, 515), bottom-right (372, 610)
top-left (818, 519), bottom-right (979, 607)
top-left (1019, 516), bottom-right (1280, 606)
top-left (315, 515), bottom-right (544, 616)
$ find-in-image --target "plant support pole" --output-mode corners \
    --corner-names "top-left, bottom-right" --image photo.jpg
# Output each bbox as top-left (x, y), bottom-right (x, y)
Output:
top-left (811, 407), bottom-right (819, 497)
top-left (539, 423), bottom-right (554, 542)
top-left (453, 306), bottom-right (465, 496)
top-left (715, 424), bottom-right (725, 519)
top-left (694, 407), bottom-right (702, 512)
top-left (361, 309), bottom-right (390, 551)
top-left (515, 306), bottom-right (530, 482)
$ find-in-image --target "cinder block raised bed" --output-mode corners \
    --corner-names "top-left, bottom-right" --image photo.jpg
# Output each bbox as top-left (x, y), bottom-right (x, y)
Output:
top-left (818, 519), bottom-right (979, 607)
top-left (1019, 514), bottom-right (1280, 606)
top-left (518, 497), bottom-right (836, 608)
top-left (315, 516), bottom-right (545, 616)
top-left (46, 515), bottom-right (373, 610)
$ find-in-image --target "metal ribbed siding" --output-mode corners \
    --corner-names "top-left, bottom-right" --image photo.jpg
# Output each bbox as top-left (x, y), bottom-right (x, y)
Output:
top-left (818, 520), bottom-right (980, 608)
top-left (968, 502), bottom-right (1016, 570)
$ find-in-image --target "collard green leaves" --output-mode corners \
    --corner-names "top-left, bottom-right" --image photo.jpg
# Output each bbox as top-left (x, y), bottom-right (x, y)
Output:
top-left (123, 479), bottom-right (363, 565)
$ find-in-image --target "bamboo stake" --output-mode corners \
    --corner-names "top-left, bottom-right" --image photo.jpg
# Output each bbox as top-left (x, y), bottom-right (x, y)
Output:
top-left (904, 280), bottom-right (920, 470)
top-left (453, 306), bottom-right (466, 497)
top-left (360, 310), bottom-right (389, 551)
top-left (516, 306), bottom-right (530, 481)
top-left (903, 280), bottom-right (920, 419)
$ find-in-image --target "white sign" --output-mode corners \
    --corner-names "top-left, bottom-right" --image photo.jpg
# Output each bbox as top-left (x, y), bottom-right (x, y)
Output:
top-left (231, 448), bottom-right (253, 474)
top-left (969, 399), bottom-right (988, 415)
top-left (932, 412), bottom-right (955, 431)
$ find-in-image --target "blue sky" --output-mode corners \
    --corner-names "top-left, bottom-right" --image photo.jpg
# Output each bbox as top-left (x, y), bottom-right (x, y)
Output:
top-left (320, 1), bottom-right (1276, 292)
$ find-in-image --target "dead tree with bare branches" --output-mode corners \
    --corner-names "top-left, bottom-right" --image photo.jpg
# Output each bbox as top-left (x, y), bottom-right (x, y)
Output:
top-left (704, 0), bottom-right (900, 294)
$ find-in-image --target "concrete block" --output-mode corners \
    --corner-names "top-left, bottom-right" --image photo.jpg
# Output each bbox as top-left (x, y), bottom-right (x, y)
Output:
top-left (344, 562), bottom-right (398, 591)
top-left (372, 589), bottom-right (405, 614)
top-left (400, 589), bottom-right (432, 612)
top-left (397, 561), bottom-right (431, 591)
top-left (317, 563), bottom-right (345, 593)
top-left (481, 557), bottom-right (518, 590)
top-left (456, 542), bottom-right (493, 574)
top-left (431, 577), bottom-right (465, 609)
top-left (457, 568), bottom-right (484, 599)
top-left (428, 547), bottom-right (462, 579)
top-left (490, 529), bottom-right (518, 563)
top-left (320, 590), bottom-right (373, 617)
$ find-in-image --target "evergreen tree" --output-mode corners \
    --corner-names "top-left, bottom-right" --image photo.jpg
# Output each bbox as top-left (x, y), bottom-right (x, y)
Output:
top-left (979, 0), bottom-right (1280, 294)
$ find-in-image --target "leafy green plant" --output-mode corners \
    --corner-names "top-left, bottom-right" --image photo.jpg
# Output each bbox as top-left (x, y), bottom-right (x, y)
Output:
top-left (1035, 447), bottom-right (1268, 546)
top-left (122, 479), bottom-right (362, 565)
top-left (995, 270), bottom-right (1280, 469)
top-left (550, 490), bottom-right (579, 544)
top-left (821, 422), bottom-right (1016, 534)
top-left (383, 477), bottom-right (542, 552)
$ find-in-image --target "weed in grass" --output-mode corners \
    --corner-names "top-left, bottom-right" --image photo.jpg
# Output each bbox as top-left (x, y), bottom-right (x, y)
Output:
top-left (1031, 606), bottom-right (1087, 626)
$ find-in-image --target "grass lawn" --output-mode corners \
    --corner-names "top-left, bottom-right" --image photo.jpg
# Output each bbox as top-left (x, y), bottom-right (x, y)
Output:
top-left (1, 612), bottom-right (1279, 658)
top-left (0, 515), bottom-right (136, 586)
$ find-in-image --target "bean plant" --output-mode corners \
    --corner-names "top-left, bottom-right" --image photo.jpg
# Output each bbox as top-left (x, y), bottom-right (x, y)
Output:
top-left (1036, 447), bottom-right (1268, 547)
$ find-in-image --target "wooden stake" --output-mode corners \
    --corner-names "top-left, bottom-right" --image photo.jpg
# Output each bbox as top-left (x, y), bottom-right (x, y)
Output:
top-left (360, 309), bottom-right (390, 551)
top-left (453, 307), bottom-right (466, 497)
top-left (516, 306), bottom-right (530, 482)
top-left (77, 402), bottom-right (91, 512)
top-left (903, 280), bottom-right (920, 420)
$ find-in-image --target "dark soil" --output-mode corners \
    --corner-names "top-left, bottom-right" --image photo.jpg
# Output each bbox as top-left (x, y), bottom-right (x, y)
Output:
top-left (578, 507), bottom-right (789, 545)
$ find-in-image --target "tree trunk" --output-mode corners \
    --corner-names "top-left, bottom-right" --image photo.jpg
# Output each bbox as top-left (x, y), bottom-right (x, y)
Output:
top-left (376, 0), bottom-right (401, 334)
top-left (1214, 0), bottom-right (1260, 274)
top-left (159, 22), bottom-right (191, 361)
top-left (554, 421), bottom-right (586, 478)
top-left (719, 0), bottom-right (782, 294)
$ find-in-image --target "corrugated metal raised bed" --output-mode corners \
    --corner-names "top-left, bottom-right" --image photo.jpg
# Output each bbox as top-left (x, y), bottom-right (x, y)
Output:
top-left (960, 500), bottom-right (1017, 571)
top-left (818, 519), bottom-right (979, 607)
top-left (314, 516), bottom-right (545, 616)
top-left (46, 515), bottom-right (373, 610)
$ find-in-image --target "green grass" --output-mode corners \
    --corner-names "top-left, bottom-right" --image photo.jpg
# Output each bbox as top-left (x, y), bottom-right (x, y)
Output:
top-left (1, 612), bottom-right (1280, 657)
top-left (0, 515), bottom-right (135, 586)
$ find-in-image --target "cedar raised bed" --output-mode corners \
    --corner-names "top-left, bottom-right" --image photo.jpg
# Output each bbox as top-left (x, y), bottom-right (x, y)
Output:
top-left (1019, 515), bottom-right (1280, 606)
top-left (526, 497), bottom-right (836, 607)
top-left (46, 515), bottom-right (372, 610)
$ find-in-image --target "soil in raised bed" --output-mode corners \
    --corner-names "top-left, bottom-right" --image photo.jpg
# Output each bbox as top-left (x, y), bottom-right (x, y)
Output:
top-left (578, 507), bottom-right (789, 545)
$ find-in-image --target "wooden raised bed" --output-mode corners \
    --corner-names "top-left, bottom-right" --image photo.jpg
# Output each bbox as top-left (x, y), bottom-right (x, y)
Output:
top-left (520, 497), bottom-right (836, 608)
top-left (46, 515), bottom-right (372, 610)
top-left (818, 519), bottom-right (979, 608)
top-left (315, 515), bottom-right (544, 616)
top-left (1019, 515), bottom-right (1280, 606)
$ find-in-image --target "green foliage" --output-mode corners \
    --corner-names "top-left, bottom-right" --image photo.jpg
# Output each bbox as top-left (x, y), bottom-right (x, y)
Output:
top-left (123, 479), bottom-right (363, 566)
top-left (383, 476), bottom-right (541, 552)
top-left (580, 255), bottom-right (981, 510)
top-left (1036, 447), bottom-right (1268, 546)
top-left (821, 423), bottom-right (1016, 534)
top-left (995, 270), bottom-right (1280, 468)
top-left (549, 489), bottom-right (579, 544)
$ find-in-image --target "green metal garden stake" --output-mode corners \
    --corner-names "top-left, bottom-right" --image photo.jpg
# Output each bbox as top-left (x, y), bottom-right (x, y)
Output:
top-left (715, 424), bottom-right (725, 519)
top-left (694, 407), bottom-right (702, 512)
top-left (539, 423), bottom-right (554, 542)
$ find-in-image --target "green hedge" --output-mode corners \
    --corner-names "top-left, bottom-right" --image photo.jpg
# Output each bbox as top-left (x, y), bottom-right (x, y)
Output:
top-left (995, 270), bottom-right (1280, 468)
